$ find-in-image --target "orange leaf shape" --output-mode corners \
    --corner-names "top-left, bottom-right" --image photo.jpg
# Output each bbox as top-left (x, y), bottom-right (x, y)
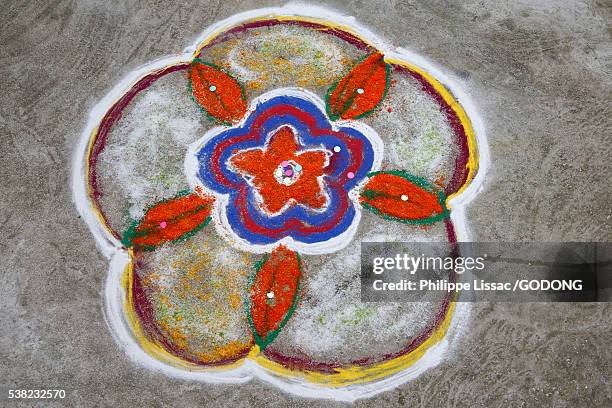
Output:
top-left (190, 60), bottom-right (247, 124)
top-left (247, 246), bottom-right (302, 349)
top-left (123, 191), bottom-right (215, 250)
top-left (360, 171), bottom-right (448, 224)
top-left (326, 52), bottom-right (389, 120)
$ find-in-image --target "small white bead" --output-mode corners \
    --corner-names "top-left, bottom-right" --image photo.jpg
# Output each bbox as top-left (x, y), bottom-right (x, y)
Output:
top-left (266, 291), bottom-right (275, 299)
top-left (333, 146), bottom-right (341, 152)
top-left (209, 85), bottom-right (217, 92)
top-left (401, 194), bottom-right (409, 201)
top-left (357, 88), bottom-right (364, 94)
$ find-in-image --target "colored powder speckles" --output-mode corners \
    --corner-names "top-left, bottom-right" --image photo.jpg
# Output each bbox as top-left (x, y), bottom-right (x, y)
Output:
top-left (133, 235), bottom-right (254, 365)
top-left (199, 25), bottom-right (363, 92)
top-left (79, 10), bottom-right (482, 399)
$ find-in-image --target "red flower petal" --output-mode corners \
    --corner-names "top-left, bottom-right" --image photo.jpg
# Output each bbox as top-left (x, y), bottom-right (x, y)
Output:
top-left (123, 191), bottom-right (215, 250)
top-left (229, 126), bottom-right (329, 214)
top-left (360, 171), bottom-right (448, 224)
top-left (190, 60), bottom-right (247, 124)
top-left (326, 52), bottom-right (389, 120)
top-left (248, 246), bottom-right (302, 349)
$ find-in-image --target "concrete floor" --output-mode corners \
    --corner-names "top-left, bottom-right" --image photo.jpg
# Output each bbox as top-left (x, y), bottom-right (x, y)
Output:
top-left (0, 0), bottom-right (610, 406)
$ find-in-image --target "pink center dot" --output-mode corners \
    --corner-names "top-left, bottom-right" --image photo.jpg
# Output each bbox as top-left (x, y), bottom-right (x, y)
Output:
top-left (347, 172), bottom-right (355, 179)
top-left (285, 169), bottom-right (293, 176)
top-left (281, 160), bottom-right (289, 167)
top-left (159, 221), bottom-right (167, 229)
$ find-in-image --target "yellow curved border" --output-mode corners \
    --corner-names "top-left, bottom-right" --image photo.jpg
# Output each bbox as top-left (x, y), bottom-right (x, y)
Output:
top-left (384, 57), bottom-right (479, 204)
top-left (86, 15), bottom-right (479, 387)
top-left (121, 251), bottom-right (455, 386)
top-left (250, 303), bottom-right (456, 386)
top-left (122, 249), bottom-right (249, 372)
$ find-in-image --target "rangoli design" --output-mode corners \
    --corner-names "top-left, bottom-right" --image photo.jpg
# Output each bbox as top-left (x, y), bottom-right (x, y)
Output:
top-left (73, 6), bottom-right (486, 401)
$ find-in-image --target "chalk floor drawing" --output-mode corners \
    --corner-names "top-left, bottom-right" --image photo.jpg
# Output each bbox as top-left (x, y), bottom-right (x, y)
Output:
top-left (73, 5), bottom-right (488, 401)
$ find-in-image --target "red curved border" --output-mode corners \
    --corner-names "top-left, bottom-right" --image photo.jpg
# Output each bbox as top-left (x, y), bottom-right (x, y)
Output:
top-left (88, 64), bottom-right (190, 240)
top-left (131, 253), bottom-right (253, 366)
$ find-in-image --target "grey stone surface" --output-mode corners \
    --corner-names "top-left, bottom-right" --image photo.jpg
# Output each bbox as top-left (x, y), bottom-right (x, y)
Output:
top-left (0, 0), bottom-right (610, 407)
